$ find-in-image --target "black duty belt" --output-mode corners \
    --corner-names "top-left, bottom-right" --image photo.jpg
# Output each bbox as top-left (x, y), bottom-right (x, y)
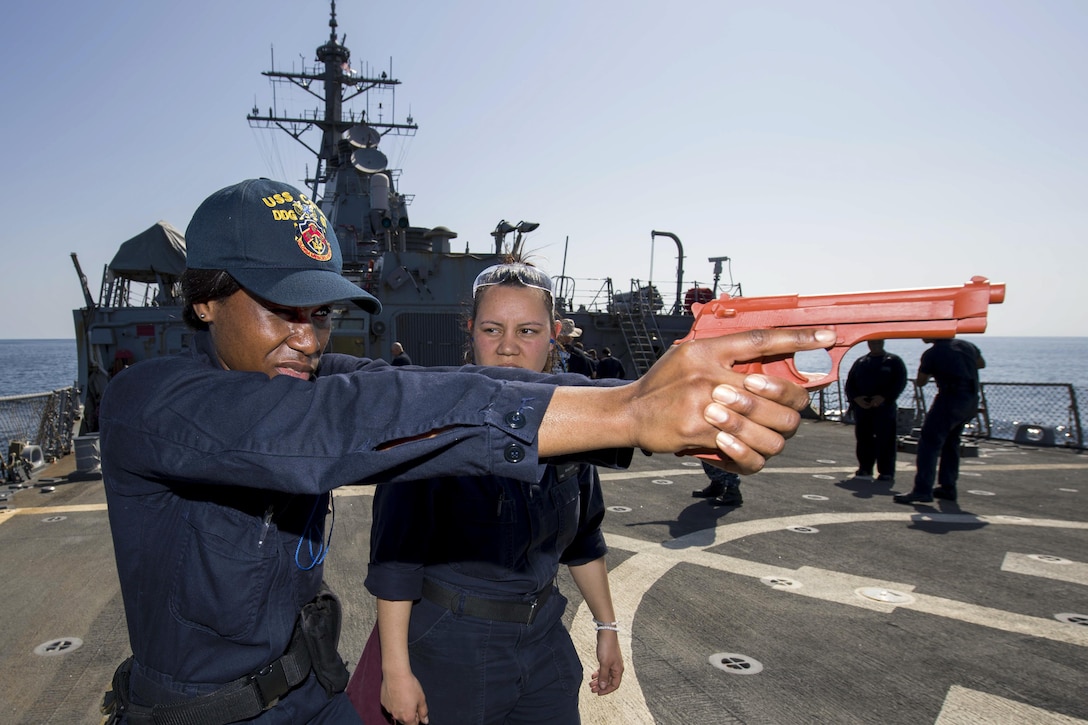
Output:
top-left (106, 624), bottom-right (312, 725)
top-left (422, 578), bottom-right (553, 625)
top-left (103, 583), bottom-right (348, 725)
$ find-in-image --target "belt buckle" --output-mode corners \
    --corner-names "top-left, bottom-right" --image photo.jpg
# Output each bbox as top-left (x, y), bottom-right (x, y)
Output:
top-left (525, 598), bottom-right (540, 625)
top-left (251, 661), bottom-right (288, 710)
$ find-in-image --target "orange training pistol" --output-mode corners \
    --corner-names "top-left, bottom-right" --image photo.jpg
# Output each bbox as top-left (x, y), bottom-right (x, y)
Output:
top-left (676, 275), bottom-right (1006, 391)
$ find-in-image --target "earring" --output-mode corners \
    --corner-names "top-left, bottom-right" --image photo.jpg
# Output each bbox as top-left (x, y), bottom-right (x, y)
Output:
top-left (199, 313), bottom-right (206, 319)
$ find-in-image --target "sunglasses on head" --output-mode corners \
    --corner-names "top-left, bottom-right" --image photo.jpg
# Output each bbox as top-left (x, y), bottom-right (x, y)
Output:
top-left (471, 263), bottom-right (554, 299)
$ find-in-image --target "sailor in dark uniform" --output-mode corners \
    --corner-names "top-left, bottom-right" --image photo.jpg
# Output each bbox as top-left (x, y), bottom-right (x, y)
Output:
top-left (595, 347), bottom-right (627, 379)
top-left (557, 320), bottom-right (596, 377)
top-left (98, 178), bottom-right (828, 724)
top-left (844, 339), bottom-right (908, 482)
top-left (894, 337), bottom-right (985, 504)
top-left (390, 341), bottom-right (412, 366)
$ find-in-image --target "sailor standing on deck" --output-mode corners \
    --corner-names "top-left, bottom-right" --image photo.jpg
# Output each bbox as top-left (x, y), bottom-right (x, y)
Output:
top-left (98, 177), bottom-right (830, 724)
top-left (894, 337), bottom-right (985, 504)
top-left (595, 347), bottom-right (627, 380)
top-left (354, 260), bottom-right (623, 724)
top-left (845, 339), bottom-right (908, 483)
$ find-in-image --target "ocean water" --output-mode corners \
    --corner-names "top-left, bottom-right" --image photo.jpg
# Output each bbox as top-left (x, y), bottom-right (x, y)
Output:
top-left (0, 339), bottom-right (78, 398)
top-left (797, 336), bottom-right (1088, 443)
top-left (2, 336), bottom-right (1086, 398)
top-left (797, 336), bottom-right (1088, 392)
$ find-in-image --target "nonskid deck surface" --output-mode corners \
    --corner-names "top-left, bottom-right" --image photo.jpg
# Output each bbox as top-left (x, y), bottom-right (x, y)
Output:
top-left (2, 420), bottom-right (1086, 724)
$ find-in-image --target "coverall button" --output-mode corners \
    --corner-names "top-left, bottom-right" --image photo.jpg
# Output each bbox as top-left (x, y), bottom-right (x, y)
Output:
top-left (504, 411), bottom-right (527, 429)
top-left (503, 443), bottom-right (525, 463)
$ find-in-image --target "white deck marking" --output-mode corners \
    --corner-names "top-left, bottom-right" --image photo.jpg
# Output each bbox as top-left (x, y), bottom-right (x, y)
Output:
top-left (1002, 552), bottom-right (1088, 586)
top-left (575, 511), bottom-right (1088, 724)
top-left (599, 461), bottom-right (1088, 481)
top-left (935, 685), bottom-right (1088, 724)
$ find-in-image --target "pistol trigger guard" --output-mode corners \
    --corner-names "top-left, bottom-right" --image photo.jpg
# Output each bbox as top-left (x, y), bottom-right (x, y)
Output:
top-left (812, 346), bottom-right (850, 391)
top-left (746, 357), bottom-right (813, 389)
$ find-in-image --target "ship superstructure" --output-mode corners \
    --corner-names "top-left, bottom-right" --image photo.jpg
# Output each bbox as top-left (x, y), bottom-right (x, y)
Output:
top-left (70, 0), bottom-right (741, 430)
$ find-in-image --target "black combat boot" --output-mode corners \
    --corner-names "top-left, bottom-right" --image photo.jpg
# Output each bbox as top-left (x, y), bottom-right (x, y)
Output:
top-left (712, 487), bottom-right (743, 507)
top-left (692, 480), bottom-right (726, 498)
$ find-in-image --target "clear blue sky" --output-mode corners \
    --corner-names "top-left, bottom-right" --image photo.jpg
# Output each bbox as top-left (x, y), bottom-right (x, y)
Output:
top-left (3, 0), bottom-right (1084, 339)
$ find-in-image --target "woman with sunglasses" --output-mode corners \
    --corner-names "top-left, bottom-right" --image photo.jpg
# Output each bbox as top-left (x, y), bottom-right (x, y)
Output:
top-left (354, 261), bottom-right (628, 724)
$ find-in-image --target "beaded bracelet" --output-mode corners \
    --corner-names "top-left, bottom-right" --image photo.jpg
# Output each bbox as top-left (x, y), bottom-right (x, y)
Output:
top-left (593, 618), bottom-right (620, 632)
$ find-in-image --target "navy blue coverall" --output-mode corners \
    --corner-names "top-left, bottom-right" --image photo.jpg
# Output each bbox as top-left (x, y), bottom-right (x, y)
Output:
top-left (100, 331), bottom-right (616, 724)
top-left (364, 460), bottom-right (608, 724)
top-left (844, 350), bottom-right (908, 478)
top-left (911, 339), bottom-right (984, 496)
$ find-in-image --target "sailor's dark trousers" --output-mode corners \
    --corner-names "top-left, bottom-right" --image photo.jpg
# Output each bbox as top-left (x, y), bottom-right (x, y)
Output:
top-left (912, 392), bottom-right (979, 495)
top-left (853, 404), bottom-right (899, 477)
top-left (407, 589), bottom-right (580, 724)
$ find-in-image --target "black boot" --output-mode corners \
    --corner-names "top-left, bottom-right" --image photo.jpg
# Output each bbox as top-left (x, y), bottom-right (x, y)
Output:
top-left (692, 481), bottom-right (726, 498)
top-left (933, 487), bottom-right (957, 501)
top-left (712, 488), bottom-right (743, 507)
top-left (893, 491), bottom-right (934, 504)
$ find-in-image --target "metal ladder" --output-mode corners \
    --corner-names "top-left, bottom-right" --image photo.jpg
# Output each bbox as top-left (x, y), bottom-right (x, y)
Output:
top-left (617, 283), bottom-right (665, 377)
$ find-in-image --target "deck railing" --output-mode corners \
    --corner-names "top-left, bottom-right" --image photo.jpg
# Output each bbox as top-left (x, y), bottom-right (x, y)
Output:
top-left (0, 388), bottom-right (81, 479)
top-left (809, 381), bottom-right (1085, 450)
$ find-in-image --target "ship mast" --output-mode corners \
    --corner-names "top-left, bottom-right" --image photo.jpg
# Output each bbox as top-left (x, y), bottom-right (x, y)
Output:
top-left (246, 0), bottom-right (417, 201)
top-left (247, 0), bottom-right (418, 265)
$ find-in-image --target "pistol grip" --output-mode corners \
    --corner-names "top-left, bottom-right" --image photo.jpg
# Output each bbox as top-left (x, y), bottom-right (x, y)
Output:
top-left (686, 346), bottom-right (844, 465)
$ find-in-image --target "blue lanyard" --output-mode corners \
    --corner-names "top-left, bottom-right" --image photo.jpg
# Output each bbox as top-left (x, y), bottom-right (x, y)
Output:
top-left (295, 493), bottom-right (335, 570)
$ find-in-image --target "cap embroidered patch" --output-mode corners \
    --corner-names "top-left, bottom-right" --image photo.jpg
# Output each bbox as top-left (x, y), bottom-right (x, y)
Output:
top-left (293, 196), bottom-right (333, 262)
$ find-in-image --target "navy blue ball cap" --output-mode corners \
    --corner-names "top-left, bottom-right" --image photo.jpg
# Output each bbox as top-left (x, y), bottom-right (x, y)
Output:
top-left (185, 178), bottom-right (381, 313)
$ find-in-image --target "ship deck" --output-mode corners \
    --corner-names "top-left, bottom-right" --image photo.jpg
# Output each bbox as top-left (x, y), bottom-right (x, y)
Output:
top-left (2, 419), bottom-right (1086, 724)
